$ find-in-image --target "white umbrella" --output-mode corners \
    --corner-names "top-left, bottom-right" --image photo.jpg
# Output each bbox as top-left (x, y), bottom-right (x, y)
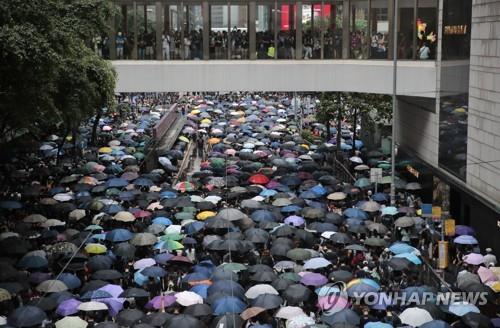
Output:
top-left (286, 314), bottom-right (315, 328)
top-left (55, 316), bottom-right (88, 328)
top-left (175, 291), bottom-right (203, 306)
top-left (303, 258), bottom-right (332, 270)
top-left (245, 284), bottom-right (279, 299)
top-left (320, 231), bottom-right (336, 239)
top-left (399, 307), bottom-right (433, 327)
top-left (36, 280), bottom-right (68, 293)
top-left (53, 193), bottom-right (74, 202)
top-left (204, 196), bottom-right (222, 204)
top-left (68, 209), bottom-right (86, 221)
top-left (190, 195), bottom-right (204, 203)
top-left (77, 301), bottom-right (108, 312)
top-left (113, 211), bottom-right (136, 222)
top-left (165, 224), bottom-right (182, 235)
top-left (327, 192), bottom-right (346, 201)
top-left (349, 156), bottom-right (363, 164)
top-left (275, 306), bottom-right (305, 320)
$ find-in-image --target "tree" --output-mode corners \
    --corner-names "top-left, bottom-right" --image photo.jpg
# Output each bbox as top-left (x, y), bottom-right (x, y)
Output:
top-left (0, 0), bottom-right (116, 147)
top-left (316, 92), bottom-right (348, 158)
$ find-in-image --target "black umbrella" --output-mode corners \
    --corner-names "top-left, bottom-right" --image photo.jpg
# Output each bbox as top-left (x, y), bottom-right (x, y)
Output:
top-left (166, 314), bottom-right (204, 328)
top-left (211, 314), bottom-right (244, 328)
top-left (247, 264), bottom-right (274, 274)
top-left (91, 269), bottom-right (123, 281)
top-left (95, 322), bottom-right (120, 328)
top-left (324, 212), bottom-right (343, 225)
top-left (270, 243), bottom-right (292, 257)
top-left (244, 228), bottom-right (270, 243)
top-left (282, 284), bottom-right (312, 305)
top-left (143, 312), bottom-right (173, 327)
top-left (205, 217), bottom-right (235, 229)
top-left (461, 312), bottom-right (493, 328)
top-left (116, 308), bottom-right (145, 327)
top-left (119, 288), bottom-right (150, 298)
top-left (388, 257), bottom-right (414, 271)
top-left (184, 303), bottom-right (213, 317)
top-left (80, 280), bottom-right (108, 294)
top-left (7, 305), bottom-right (47, 327)
top-left (271, 278), bottom-right (294, 291)
top-left (330, 233), bottom-right (352, 244)
top-left (329, 270), bottom-right (354, 283)
top-left (88, 255), bottom-right (113, 271)
top-left (251, 271), bottom-right (278, 283)
top-left (0, 263), bottom-right (18, 281)
top-left (113, 242), bottom-right (136, 259)
top-left (251, 293), bottom-right (283, 309)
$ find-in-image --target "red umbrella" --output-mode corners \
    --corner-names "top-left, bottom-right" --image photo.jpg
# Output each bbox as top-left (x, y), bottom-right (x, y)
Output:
top-left (134, 210), bottom-right (152, 218)
top-left (249, 174), bottom-right (270, 185)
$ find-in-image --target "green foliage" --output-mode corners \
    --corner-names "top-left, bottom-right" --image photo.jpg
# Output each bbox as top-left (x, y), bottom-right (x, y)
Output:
top-left (0, 0), bottom-right (116, 144)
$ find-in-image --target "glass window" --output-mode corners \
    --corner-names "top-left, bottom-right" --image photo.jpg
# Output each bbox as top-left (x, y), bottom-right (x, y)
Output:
top-left (184, 4), bottom-right (204, 60)
top-left (113, 5), bottom-right (133, 60)
top-left (302, 4), bottom-right (322, 59)
top-left (439, 94), bottom-right (468, 180)
top-left (417, 0), bottom-right (437, 60)
top-left (324, 1), bottom-right (343, 59)
top-left (277, 2), bottom-right (296, 59)
top-left (256, 4), bottom-right (275, 59)
top-left (137, 5), bottom-right (156, 60)
top-left (397, 0), bottom-right (415, 59)
top-left (442, 0), bottom-right (471, 60)
top-left (369, 0), bottom-right (388, 59)
top-left (230, 5), bottom-right (249, 59)
top-left (350, 0), bottom-right (369, 59)
top-left (210, 5), bottom-right (229, 59)
top-left (163, 5), bottom-right (181, 60)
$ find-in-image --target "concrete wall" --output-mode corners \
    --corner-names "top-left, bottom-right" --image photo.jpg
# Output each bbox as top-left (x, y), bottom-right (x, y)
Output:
top-left (396, 98), bottom-right (440, 167)
top-left (467, 0), bottom-right (500, 204)
top-left (112, 60), bottom-right (437, 97)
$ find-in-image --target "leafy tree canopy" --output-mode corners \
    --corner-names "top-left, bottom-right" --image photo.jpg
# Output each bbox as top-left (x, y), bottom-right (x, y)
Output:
top-left (0, 0), bottom-right (116, 144)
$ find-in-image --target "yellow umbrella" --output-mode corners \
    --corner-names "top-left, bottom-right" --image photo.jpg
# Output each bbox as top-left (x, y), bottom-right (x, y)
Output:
top-left (98, 147), bottom-right (112, 154)
top-left (300, 144), bottom-right (310, 150)
top-left (197, 211), bottom-right (216, 221)
top-left (237, 117), bottom-right (246, 123)
top-left (84, 243), bottom-right (107, 254)
top-left (190, 109), bottom-right (201, 115)
top-left (208, 138), bottom-right (221, 145)
top-left (200, 119), bottom-right (212, 124)
top-left (452, 107), bottom-right (467, 114)
top-left (179, 136), bottom-right (190, 143)
top-left (487, 281), bottom-right (500, 293)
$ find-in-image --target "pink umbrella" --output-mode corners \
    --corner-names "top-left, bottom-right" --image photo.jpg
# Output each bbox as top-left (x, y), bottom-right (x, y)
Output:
top-left (463, 253), bottom-right (484, 265)
top-left (266, 180), bottom-right (281, 189)
top-left (478, 266), bottom-right (499, 283)
top-left (133, 258), bottom-right (156, 270)
top-left (317, 295), bottom-right (350, 312)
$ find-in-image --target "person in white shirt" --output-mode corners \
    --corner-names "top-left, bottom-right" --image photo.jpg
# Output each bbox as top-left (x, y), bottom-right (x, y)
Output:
top-left (162, 34), bottom-right (170, 60)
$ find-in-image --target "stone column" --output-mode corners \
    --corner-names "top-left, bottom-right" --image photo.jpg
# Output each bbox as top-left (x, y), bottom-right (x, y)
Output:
top-left (249, 1), bottom-right (257, 59)
top-left (156, 1), bottom-right (163, 60)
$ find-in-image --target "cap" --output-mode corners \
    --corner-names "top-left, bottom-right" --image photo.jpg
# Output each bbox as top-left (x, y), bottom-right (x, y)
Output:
top-left (486, 248), bottom-right (492, 253)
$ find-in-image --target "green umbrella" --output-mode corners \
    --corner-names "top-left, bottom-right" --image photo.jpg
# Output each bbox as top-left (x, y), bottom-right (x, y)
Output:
top-left (286, 248), bottom-right (312, 261)
top-left (354, 178), bottom-right (371, 189)
top-left (219, 262), bottom-right (247, 273)
top-left (183, 207), bottom-right (197, 213)
top-left (160, 233), bottom-right (184, 241)
top-left (211, 158), bottom-right (225, 169)
top-left (280, 272), bottom-right (301, 282)
top-left (176, 212), bottom-right (194, 221)
top-left (133, 152), bottom-right (145, 160)
top-left (160, 240), bottom-right (184, 251)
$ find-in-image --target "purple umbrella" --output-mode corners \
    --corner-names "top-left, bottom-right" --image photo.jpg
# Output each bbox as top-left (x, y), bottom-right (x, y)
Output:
top-left (56, 298), bottom-right (81, 316)
top-left (99, 284), bottom-right (124, 298)
top-left (454, 235), bottom-right (478, 245)
top-left (284, 216), bottom-right (305, 227)
top-left (29, 272), bottom-right (52, 284)
top-left (100, 298), bottom-right (124, 316)
top-left (145, 295), bottom-right (177, 310)
top-left (155, 253), bottom-right (174, 265)
top-left (455, 225), bottom-right (475, 236)
top-left (300, 273), bottom-right (328, 287)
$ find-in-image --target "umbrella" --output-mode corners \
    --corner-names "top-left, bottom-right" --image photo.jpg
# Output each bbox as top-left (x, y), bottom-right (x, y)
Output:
top-left (321, 309), bottom-right (360, 326)
top-left (56, 298), bottom-right (81, 316)
top-left (251, 293), bottom-right (283, 309)
top-left (240, 307), bottom-right (266, 320)
top-left (166, 314), bottom-right (204, 328)
top-left (282, 284), bottom-right (311, 304)
top-left (55, 316), bottom-right (88, 328)
top-left (36, 280), bottom-right (68, 293)
top-left (287, 248), bottom-right (312, 261)
top-left (146, 295), bottom-right (177, 310)
top-left (454, 235), bottom-right (478, 245)
top-left (77, 301), bottom-right (108, 311)
top-left (461, 312), bottom-right (494, 328)
top-left (275, 306), bottom-right (305, 320)
top-left (212, 296), bottom-right (247, 315)
top-left (245, 284), bottom-right (279, 299)
top-left (116, 308), bottom-right (145, 327)
top-left (447, 302), bottom-right (480, 317)
top-left (394, 216), bottom-right (415, 228)
top-left (300, 273), bottom-right (328, 286)
top-left (176, 291), bottom-right (204, 306)
top-left (141, 266), bottom-right (166, 277)
top-left (8, 306), bottom-right (47, 327)
top-left (399, 307), bottom-right (433, 327)
top-left (131, 233), bottom-right (158, 246)
top-left (303, 257), bottom-right (332, 269)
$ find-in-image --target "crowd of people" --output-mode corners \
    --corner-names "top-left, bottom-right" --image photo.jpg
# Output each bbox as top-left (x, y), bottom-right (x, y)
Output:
top-left (0, 93), bottom-right (498, 328)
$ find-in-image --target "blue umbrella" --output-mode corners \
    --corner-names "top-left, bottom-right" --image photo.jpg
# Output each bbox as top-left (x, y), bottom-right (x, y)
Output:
top-left (89, 233), bottom-right (106, 242)
top-left (389, 242), bottom-right (417, 255)
top-left (160, 191), bottom-right (177, 199)
top-left (103, 204), bottom-right (124, 214)
top-left (260, 189), bottom-right (277, 197)
top-left (372, 193), bottom-right (388, 202)
top-left (0, 200), bottom-right (22, 209)
top-left (344, 208), bottom-right (368, 219)
top-left (394, 252), bottom-right (422, 265)
top-left (81, 289), bottom-right (113, 300)
top-left (310, 184), bottom-right (327, 196)
top-left (152, 217), bottom-right (173, 226)
top-left (141, 266), bottom-right (166, 277)
top-left (183, 272), bottom-right (210, 283)
top-left (154, 253), bottom-right (174, 265)
top-left (453, 235), bottom-right (478, 245)
top-left (185, 221), bottom-right (205, 235)
top-left (340, 143), bottom-right (352, 151)
top-left (420, 320), bottom-right (451, 328)
top-left (208, 280), bottom-right (245, 297)
top-left (354, 140), bottom-right (364, 149)
top-left (190, 284), bottom-right (210, 299)
top-left (448, 302), bottom-right (480, 317)
top-left (354, 178), bottom-right (372, 188)
top-left (57, 273), bottom-right (81, 290)
top-left (364, 322), bottom-right (393, 328)
top-left (381, 206), bottom-right (398, 216)
top-left (106, 229), bottom-right (134, 242)
top-left (134, 178), bottom-right (154, 187)
top-left (281, 205), bottom-right (302, 213)
top-left (106, 178), bottom-right (128, 188)
top-left (212, 296), bottom-right (247, 315)
top-left (299, 190), bottom-right (319, 199)
top-left (18, 256), bottom-right (48, 269)
top-left (250, 210), bottom-right (277, 222)
top-left (118, 191), bottom-right (135, 201)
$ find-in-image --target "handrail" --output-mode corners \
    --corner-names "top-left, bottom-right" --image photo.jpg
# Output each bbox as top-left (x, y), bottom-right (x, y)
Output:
top-left (333, 156), bottom-right (356, 183)
top-left (172, 140), bottom-right (195, 185)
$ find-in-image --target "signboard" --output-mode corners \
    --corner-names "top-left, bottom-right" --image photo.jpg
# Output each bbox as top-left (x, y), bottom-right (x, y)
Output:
top-left (370, 168), bottom-right (383, 184)
top-left (432, 206), bottom-right (442, 221)
top-left (421, 203), bottom-right (432, 218)
top-left (444, 219), bottom-right (456, 237)
top-left (438, 241), bottom-right (449, 269)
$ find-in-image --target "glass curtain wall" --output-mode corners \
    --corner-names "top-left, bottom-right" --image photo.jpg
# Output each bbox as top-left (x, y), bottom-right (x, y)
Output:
top-left (210, 4), bottom-right (229, 59)
top-left (256, 3), bottom-right (275, 59)
top-left (136, 4), bottom-right (157, 60)
top-left (302, 3), bottom-right (321, 59)
top-left (230, 5), bottom-right (249, 59)
top-left (324, 1), bottom-right (343, 59)
top-left (350, 0), bottom-right (369, 59)
top-left (369, 0), bottom-right (388, 59)
top-left (184, 4), bottom-right (204, 59)
top-left (163, 5), bottom-right (182, 59)
top-left (397, 0), bottom-right (415, 59)
top-left (277, 1), bottom-right (296, 59)
top-left (416, 0), bottom-right (437, 60)
top-left (112, 5), bottom-right (134, 59)
top-left (442, 0), bottom-right (471, 59)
